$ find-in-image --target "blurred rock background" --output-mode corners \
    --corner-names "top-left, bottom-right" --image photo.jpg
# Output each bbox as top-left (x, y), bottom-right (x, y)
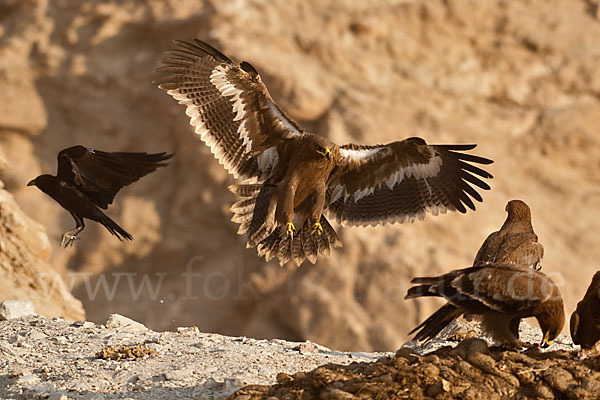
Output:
top-left (0, 0), bottom-right (599, 351)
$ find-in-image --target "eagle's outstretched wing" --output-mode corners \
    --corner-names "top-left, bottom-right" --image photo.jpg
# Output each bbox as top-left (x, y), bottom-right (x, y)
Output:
top-left (56, 145), bottom-right (173, 209)
top-left (156, 38), bottom-right (302, 181)
top-left (325, 137), bottom-right (493, 226)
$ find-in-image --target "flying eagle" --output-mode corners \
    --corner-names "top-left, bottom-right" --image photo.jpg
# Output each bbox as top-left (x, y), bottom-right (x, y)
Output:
top-left (156, 39), bottom-right (494, 266)
top-left (28, 145), bottom-right (173, 247)
top-left (473, 200), bottom-right (544, 270)
top-left (405, 263), bottom-right (565, 347)
top-left (570, 271), bottom-right (600, 349)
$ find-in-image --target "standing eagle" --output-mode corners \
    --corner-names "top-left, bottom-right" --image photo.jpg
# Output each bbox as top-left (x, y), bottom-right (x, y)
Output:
top-left (405, 263), bottom-right (565, 347)
top-left (157, 39), bottom-right (494, 266)
top-left (473, 200), bottom-right (544, 270)
top-left (570, 271), bottom-right (600, 349)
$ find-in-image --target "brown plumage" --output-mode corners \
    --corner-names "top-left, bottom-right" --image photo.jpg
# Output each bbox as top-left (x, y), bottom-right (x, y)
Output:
top-left (156, 38), bottom-right (494, 266)
top-left (570, 272), bottom-right (600, 349)
top-left (405, 263), bottom-right (565, 346)
top-left (473, 200), bottom-right (543, 270)
top-left (27, 145), bottom-right (173, 247)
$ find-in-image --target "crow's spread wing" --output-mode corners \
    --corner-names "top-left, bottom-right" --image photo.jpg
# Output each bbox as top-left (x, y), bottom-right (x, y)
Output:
top-left (57, 145), bottom-right (172, 209)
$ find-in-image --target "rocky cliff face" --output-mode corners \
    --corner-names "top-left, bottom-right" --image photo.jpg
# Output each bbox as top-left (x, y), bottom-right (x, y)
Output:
top-left (0, 0), bottom-right (599, 351)
top-left (0, 176), bottom-right (84, 320)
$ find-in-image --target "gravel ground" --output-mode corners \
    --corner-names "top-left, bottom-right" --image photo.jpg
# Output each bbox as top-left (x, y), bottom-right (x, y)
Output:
top-left (231, 321), bottom-right (587, 400)
top-left (0, 311), bottom-right (579, 400)
top-left (0, 315), bottom-right (391, 400)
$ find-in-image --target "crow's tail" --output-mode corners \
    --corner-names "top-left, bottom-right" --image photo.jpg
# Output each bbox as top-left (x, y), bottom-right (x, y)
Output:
top-left (99, 213), bottom-right (133, 241)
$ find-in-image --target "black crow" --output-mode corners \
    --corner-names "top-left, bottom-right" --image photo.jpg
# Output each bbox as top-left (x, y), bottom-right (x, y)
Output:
top-left (27, 145), bottom-right (173, 247)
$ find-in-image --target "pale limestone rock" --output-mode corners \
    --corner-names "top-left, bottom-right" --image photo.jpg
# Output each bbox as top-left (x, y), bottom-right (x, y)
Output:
top-left (0, 300), bottom-right (36, 320)
top-left (105, 314), bottom-right (148, 331)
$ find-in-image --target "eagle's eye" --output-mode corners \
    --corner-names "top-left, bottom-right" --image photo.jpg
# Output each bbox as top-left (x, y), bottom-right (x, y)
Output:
top-left (316, 146), bottom-right (331, 160)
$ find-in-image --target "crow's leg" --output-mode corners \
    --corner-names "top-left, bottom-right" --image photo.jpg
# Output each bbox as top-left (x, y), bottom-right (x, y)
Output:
top-left (61, 213), bottom-right (85, 248)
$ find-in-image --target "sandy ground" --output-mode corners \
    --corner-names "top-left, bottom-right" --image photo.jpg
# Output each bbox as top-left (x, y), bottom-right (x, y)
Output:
top-left (0, 312), bottom-right (581, 400)
top-left (0, 315), bottom-right (390, 400)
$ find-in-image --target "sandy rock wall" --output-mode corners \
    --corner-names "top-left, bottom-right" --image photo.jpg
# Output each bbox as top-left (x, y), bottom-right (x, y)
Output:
top-left (0, 177), bottom-right (84, 320)
top-left (0, 0), bottom-right (599, 351)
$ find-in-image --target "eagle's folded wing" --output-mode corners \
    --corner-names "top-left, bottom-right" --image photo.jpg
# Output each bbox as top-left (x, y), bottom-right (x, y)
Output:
top-left (156, 39), bottom-right (302, 181)
top-left (325, 137), bottom-right (493, 226)
top-left (472, 232), bottom-right (501, 265)
top-left (448, 264), bottom-right (549, 313)
top-left (495, 233), bottom-right (544, 266)
top-left (57, 145), bottom-right (172, 209)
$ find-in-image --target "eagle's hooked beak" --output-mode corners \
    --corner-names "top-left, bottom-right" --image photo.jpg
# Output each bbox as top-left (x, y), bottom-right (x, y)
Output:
top-left (541, 331), bottom-right (554, 348)
top-left (317, 148), bottom-right (331, 160)
top-left (27, 179), bottom-right (36, 187)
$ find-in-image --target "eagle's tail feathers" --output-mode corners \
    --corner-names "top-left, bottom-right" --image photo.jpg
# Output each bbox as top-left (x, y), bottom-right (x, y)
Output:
top-left (409, 304), bottom-right (462, 342)
top-left (229, 184), bottom-right (276, 246)
top-left (277, 237), bottom-right (293, 266)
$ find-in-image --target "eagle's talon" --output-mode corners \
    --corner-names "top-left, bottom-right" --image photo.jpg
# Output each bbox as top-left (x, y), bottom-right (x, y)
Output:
top-left (312, 222), bottom-right (323, 235)
top-left (286, 222), bottom-right (296, 239)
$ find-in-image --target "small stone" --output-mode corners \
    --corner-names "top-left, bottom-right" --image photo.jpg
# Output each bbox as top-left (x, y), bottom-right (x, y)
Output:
top-left (82, 395), bottom-right (104, 400)
top-left (23, 382), bottom-right (55, 398)
top-left (295, 340), bottom-right (320, 354)
top-left (128, 372), bottom-right (151, 384)
top-left (29, 328), bottom-right (48, 341)
top-left (105, 314), bottom-right (147, 331)
top-left (52, 336), bottom-right (68, 345)
top-left (0, 341), bottom-right (16, 356)
top-left (176, 326), bottom-right (199, 333)
top-left (16, 372), bottom-right (39, 385)
top-left (72, 321), bottom-right (95, 329)
top-left (164, 368), bottom-right (193, 381)
top-left (146, 342), bottom-right (162, 352)
top-left (0, 300), bottom-right (36, 320)
top-left (320, 388), bottom-right (355, 400)
top-left (47, 394), bottom-right (69, 400)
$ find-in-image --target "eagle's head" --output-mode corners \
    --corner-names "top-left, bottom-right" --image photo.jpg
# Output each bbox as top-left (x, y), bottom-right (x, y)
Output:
top-left (312, 136), bottom-right (337, 162)
top-left (505, 199), bottom-right (531, 220)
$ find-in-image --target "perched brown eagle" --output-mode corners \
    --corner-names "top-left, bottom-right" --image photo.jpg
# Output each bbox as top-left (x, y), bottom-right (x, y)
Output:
top-left (473, 200), bottom-right (543, 270)
top-left (405, 263), bottom-right (565, 347)
top-left (156, 39), bottom-right (494, 266)
top-left (570, 271), bottom-right (600, 349)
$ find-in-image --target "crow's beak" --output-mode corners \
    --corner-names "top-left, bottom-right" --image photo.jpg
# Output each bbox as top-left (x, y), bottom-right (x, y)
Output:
top-left (27, 179), bottom-right (36, 187)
